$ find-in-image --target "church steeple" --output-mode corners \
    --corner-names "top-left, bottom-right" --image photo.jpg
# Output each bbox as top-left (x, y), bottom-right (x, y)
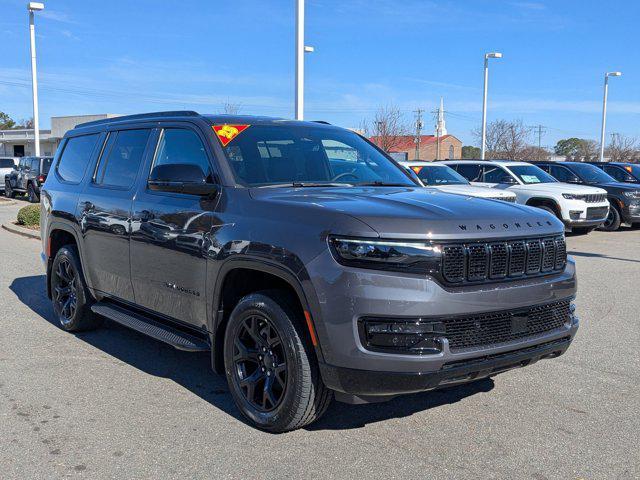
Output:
top-left (435, 97), bottom-right (447, 137)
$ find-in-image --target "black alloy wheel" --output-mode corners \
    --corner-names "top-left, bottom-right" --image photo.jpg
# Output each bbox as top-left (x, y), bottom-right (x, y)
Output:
top-left (50, 246), bottom-right (102, 332)
top-left (5, 180), bottom-right (15, 198)
top-left (232, 315), bottom-right (287, 412)
top-left (601, 204), bottom-right (621, 231)
top-left (52, 257), bottom-right (78, 327)
top-left (27, 183), bottom-right (39, 203)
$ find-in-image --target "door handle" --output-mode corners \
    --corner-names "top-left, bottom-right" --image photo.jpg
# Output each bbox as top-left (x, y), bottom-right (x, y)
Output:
top-left (82, 201), bottom-right (94, 212)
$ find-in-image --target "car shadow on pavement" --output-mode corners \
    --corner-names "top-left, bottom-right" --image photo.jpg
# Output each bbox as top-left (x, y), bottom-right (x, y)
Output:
top-left (10, 274), bottom-right (495, 432)
top-left (568, 250), bottom-right (640, 264)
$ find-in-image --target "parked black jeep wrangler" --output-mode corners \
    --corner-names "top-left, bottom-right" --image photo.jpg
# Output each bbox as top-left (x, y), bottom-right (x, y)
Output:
top-left (5, 156), bottom-right (53, 202)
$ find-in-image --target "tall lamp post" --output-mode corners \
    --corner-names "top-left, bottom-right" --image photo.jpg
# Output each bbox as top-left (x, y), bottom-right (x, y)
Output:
top-left (28, 2), bottom-right (44, 157)
top-left (599, 71), bottom-right (622, 162)
top-left (295, 0), bottom-right (314, 120)
top-left (480, 52), bottom-right (502, 160)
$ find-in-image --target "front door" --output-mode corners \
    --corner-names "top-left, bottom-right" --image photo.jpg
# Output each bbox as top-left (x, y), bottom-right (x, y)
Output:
top-left (130, 125), bottom-right (217, 329)
top-left (78, 128), bottom-right (153, 302)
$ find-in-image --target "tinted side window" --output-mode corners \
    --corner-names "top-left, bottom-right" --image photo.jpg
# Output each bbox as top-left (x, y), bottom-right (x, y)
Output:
top-left (57, 134), bottom-right (100, 183)
top-left (95, 129), bottom-right (150, 188)
top-left (549, 165), bottom-right (575, 182)
top-left (455, 164), bottom-right (482, 182)
top-left (152, 129), bottom-right (212, 179)
top-left (31, 158), bottom-right (40, 172)
top-left (604, 165), bottom-right (626, 182)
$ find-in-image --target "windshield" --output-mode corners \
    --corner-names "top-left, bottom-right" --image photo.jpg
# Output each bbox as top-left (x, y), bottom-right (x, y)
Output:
top-left (414, 165), bottom-right (469, 185)
top-left (0, 159), bottom-right (15, 169)
top-left (570, 163), bottom-right (616, 184)
top-left (41, 157), bottom-right (53, 174)
top-left (218, 125), bottom-right (416, 187)
top-left (507, 165), bottom-right (558, 184)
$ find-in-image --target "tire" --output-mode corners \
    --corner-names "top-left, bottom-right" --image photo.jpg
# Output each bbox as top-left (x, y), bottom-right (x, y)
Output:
top-left (599, 204), bottom-right (621, 232)
top-left (536, 205), bottom-right (559, 219)
top-left (5, 180), bottom-right (16, 198)
top-left (27, 183), bottom-right (39, 203)
top-left (50, 245), bottom-right (102, 332)
top-left (223, 290), bottom-right (331, 432)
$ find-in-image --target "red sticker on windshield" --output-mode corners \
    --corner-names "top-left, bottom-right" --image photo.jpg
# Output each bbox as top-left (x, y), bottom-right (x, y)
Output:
top-left (213, 124), bottom-right (250, 146)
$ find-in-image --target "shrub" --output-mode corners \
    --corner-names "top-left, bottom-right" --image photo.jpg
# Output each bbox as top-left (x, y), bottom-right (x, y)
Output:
top-left (17, 204), bottom-right (40, 226)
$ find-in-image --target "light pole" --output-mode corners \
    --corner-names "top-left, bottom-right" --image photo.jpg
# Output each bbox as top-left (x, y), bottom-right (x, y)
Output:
top-left (28, 2), bottom-right (44, 157)
top-left (599, 71), bottom-right (622, 162)
top-left (480, 52), bottom-right (502, 160)
top-left (294, 0), bottom-right (314, 120)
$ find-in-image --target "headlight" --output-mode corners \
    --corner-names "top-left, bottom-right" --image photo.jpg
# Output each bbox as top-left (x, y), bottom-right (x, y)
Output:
top-left (562, 193), bottom-right (582, 200)
top-left (329, 236), bottom-right (442, 275)
top-left (622, 191), bottom-right (640, 199)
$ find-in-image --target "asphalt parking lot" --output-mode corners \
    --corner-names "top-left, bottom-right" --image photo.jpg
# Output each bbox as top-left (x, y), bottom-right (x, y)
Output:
top-left (0, 200), bottom-right (638, 480)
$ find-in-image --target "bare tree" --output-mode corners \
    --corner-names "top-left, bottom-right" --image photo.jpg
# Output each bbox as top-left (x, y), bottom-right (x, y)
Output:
top-left (365, 105), bottom-right (409, 153)
top-left (474, 119), bottom-right (532, 160)
top-left (606, 133), bottom-right (639, 162)
top-left (521, 145), bottom-right (550, 161)
top-left (576, 139), bottom-right (598, 162)
top-left (221, 100), bottom-right (242, 115)
top-left (16, 117), bottom-right (34, 129)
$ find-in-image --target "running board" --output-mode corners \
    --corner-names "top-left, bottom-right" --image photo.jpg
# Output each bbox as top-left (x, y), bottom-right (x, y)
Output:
top-left (91, 302), bottom-right (210, 352)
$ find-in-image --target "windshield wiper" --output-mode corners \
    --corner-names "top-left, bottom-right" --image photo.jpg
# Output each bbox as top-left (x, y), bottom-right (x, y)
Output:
top-left (291, 182), bottom-right (353, 188)
top-left (356, 181), bottom-right (412, 187)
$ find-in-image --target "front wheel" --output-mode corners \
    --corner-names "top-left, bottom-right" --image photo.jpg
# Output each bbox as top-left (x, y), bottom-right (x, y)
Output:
top-left (599, 204), bottom-right (621, 232)
top-left (223, 291), bottom-right (331, 432)
top-left (5, 180), bottom-right (16, 198)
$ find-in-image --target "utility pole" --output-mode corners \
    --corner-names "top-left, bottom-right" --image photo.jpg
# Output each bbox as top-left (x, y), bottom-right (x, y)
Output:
top-left (413, 109), bottom-right (423, 160)
top-left (28, 2), bottom-right (45, 157)
top-left (600, 71), bottom-right (622, 161)
top-left (294, 0), bottom-right (314, 120)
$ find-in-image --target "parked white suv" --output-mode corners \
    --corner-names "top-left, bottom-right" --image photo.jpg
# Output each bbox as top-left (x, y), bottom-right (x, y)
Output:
top-left (0, 158), bottom-right (18, 193)
top-left (400, 161), bottom-right (517, 202)
top-left (443, 160), bottom-right (609, 232)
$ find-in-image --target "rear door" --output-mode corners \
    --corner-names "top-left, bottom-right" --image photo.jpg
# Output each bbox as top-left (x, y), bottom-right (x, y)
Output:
top-left (78, 127), bottom-right (153, 302)
top-left (130, 124), bottom-right (216, 329)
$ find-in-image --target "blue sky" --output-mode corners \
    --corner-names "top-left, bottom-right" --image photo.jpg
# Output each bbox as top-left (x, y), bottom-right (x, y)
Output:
top-left (1, 0), bottom-right (639, 147)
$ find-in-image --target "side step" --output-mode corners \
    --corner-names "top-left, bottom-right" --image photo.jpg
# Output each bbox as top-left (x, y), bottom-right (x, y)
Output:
top-left (91, 302), bottom-right (210, 352)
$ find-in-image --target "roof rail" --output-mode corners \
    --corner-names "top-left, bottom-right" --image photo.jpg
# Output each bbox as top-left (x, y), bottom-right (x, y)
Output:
top-left (76, 111), bottom-right (200, 128)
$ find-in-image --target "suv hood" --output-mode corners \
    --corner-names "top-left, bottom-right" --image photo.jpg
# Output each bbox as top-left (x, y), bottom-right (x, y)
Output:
top-left (432, 184), bottom-right (515, 199)
top-left (513, 182), bottom-right (607, 195)
top-left (250, 186), bottom-right (563, 240)
top-left (590, 182), bottom-right (640, 192)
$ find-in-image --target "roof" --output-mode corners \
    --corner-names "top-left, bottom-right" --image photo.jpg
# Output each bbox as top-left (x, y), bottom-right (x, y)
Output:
top-left (443, 160), bottom-right (534, 166)
top-left (369, 135), bottom-right (456, 152)
top-left (399, 161), bottom-right (448, 167)
top-left (75, 110), bottom-right (337, 130)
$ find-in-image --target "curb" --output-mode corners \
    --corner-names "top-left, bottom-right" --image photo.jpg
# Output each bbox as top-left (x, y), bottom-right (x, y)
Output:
top-left (1, 222), bottom-right (40, 240)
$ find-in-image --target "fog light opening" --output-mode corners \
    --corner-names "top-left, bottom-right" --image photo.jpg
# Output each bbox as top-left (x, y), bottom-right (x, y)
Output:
top-left (361, 319), bottom-right (445, 354)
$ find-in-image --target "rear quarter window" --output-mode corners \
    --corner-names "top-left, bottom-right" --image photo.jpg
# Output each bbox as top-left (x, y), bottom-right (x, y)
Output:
top-left (57, 134), bottom-right (100, 183)
top-left (0, 159), bottom-right (14, 168)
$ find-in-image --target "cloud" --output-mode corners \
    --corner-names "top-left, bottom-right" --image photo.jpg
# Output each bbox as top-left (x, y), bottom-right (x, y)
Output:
top-left (39, 10), bottom-right (76, 24)
top-left (511, 2), bottom-right (547, 10)
top-left (60, 29), bottom-right (79, 40)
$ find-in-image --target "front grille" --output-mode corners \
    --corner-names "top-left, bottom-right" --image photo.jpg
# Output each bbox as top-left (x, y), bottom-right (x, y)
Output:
top-left (442, 300), bottom-right (571, 351)
top-left (585, 193), bottom-right (606, 203)
top-left (442, 235), bottom-right (566, 285)
top-left (587, 206), bottom-right (609, 219)
top-left (488, 196), bottom-right (516, 203)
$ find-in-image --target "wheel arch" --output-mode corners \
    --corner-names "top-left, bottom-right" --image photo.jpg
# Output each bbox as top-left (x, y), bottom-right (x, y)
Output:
top-left (210, 258), bottom-right (324, 374)
top-left (525, 197), bottom-right (562, 218)
top-left (46, 223), bottom-right (84, 299)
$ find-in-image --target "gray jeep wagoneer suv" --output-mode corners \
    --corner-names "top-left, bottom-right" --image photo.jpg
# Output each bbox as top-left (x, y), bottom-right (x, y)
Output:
top-left (40, 111), bottom-right (578, 432)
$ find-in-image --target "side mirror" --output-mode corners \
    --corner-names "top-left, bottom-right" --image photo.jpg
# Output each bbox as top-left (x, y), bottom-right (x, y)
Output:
top-left (148, 163), bottom-right (218, 196)
top-left (501, 176), bottom-right (518, 185)
top-left (567, 176), bottom-right (581, 184)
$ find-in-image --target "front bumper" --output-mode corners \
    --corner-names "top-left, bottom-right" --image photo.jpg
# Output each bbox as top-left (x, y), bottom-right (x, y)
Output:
top-left (622, 203), bottom-right (640, 223)
top-left (561, 200), bottom-right (609, 228)
top-left (321, 334), bottom-right (574, 398)
top-left (304, 249), bottom-right (578, 380)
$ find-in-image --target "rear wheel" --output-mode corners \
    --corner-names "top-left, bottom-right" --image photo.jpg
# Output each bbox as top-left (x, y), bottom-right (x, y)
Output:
top-left (27, 183), bottom-right (39, 203)
top-left (5, 180), bottom-right (15, 198)
top-left (600, 203), bottom-right (621, 232)
top-left (223, 290), bottom-right (331, 432)
top-left (51, 245), bottom-right (102, 332)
